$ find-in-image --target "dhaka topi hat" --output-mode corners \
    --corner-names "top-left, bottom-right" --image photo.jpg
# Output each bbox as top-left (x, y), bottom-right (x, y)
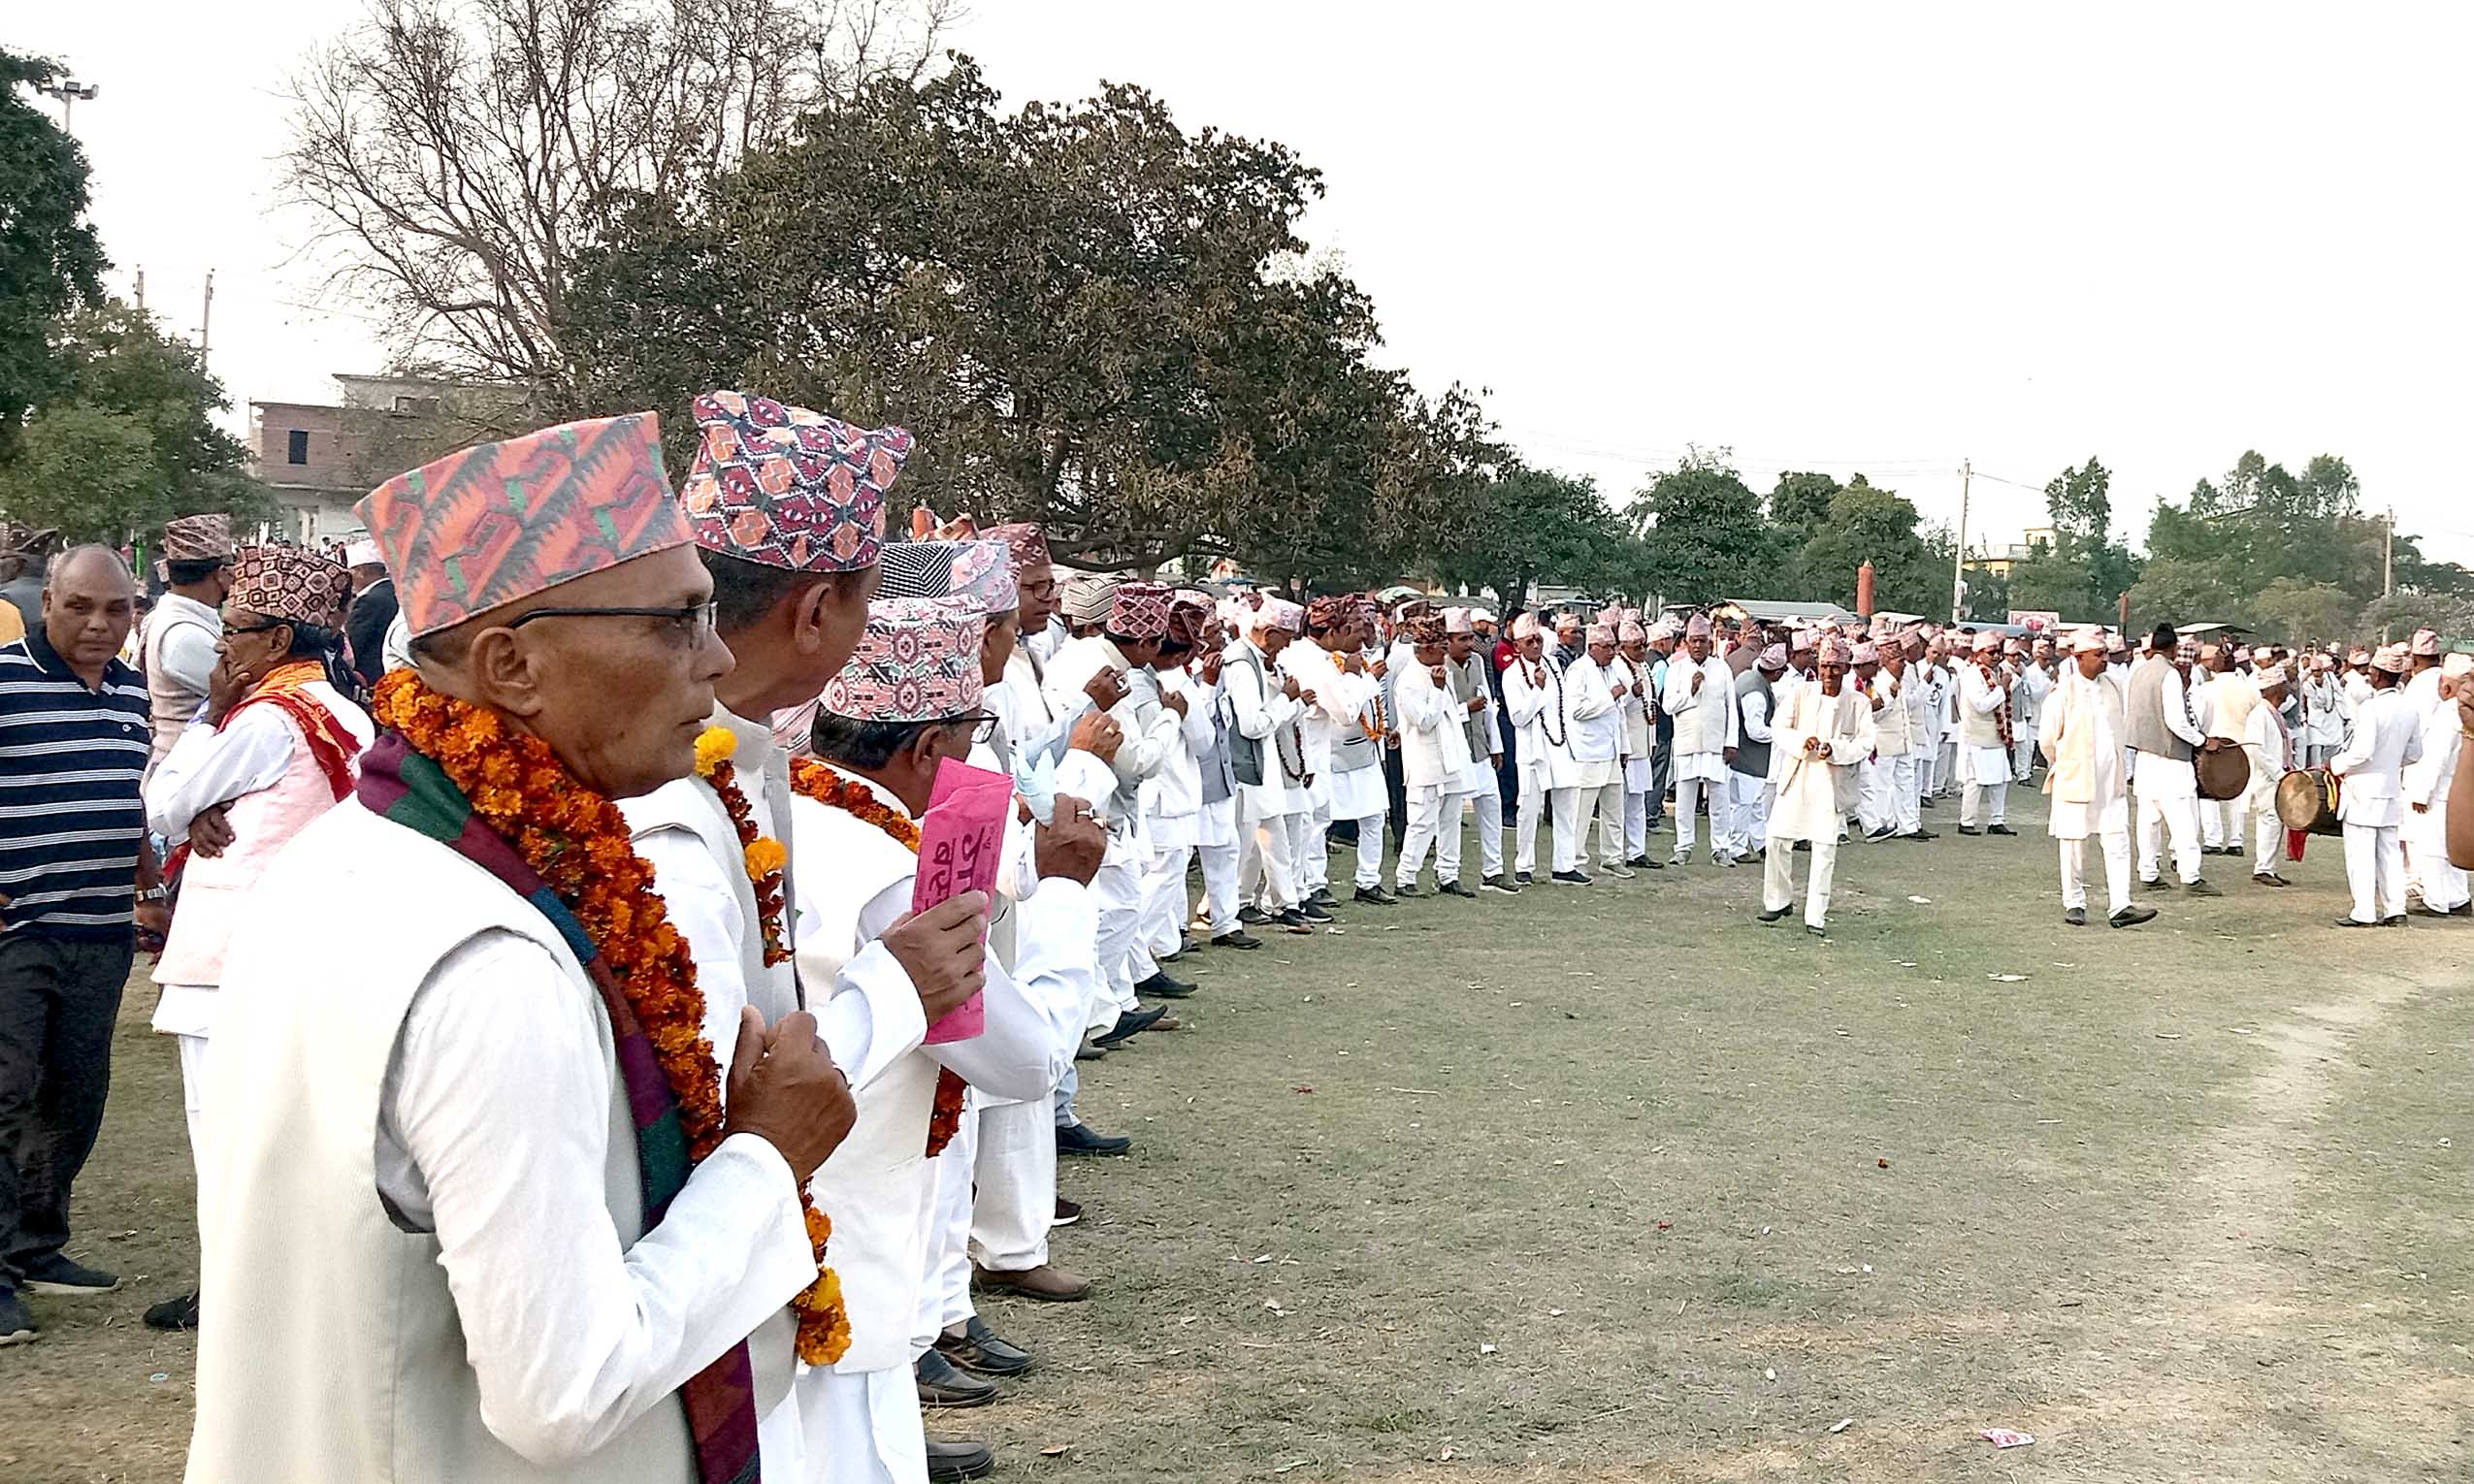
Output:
top-left (1684, 613), bottom-right (1714, 640)
top-left (1618, 618), bottom-right (1646, 644)
top-left (1972, 629), bottom-right (2001, 654)
top-left (876, 538), bottom-right (1017, 615)
top-left (2445, 653), bottom-right (2474, 679)
top-left (1402, 612), bottom-right (1447, 647)
top-left (1757, 642), bottom-right (1789, 671)
top-left (228, 546), bottom-right (352, 630)
top-left (342, 538), bottom-right (383, 568)
top-left (1165, 595), bottom-right (1209, 649)
top-left (1511, 613), bottom-right (1541, 641)
top-left (819, 596), bottom-right (986, 723)
top-left (2070, 626), bottom-right (2107, 656)
top-left (1110, 581), bottom-right (1174, 642)
top-left (681, 390), bottom-right (910, 574)
top-left (1253, 596), bottom-right (1305, 634)
top-left (1586, 621), bottom-right (1617, 646)
top-left (2411, 628), bottom-right (2441, 657)
top-left (981, 522), bottom-right (1052, 580)
top-left (1851, 641), bottom-right (1879, 664)
top-left (359, 412), bottom-right (687, 638)
top-left (2371, 642), bottom-right (2410, 675)
top-left (1059, 574), bottom-right (1118, 624)
top-left (162, 514), bottom-right (234, 563)
top-left (1306, 595), bottom-right (1355, 633)
top-left (1444, 607), bottom-right (1476, 635)
top-left (2347, 647), bottom-right (2372, 665)
top-left (1819, 636), bottom-right (1853, 664)
top-left (2254, 663), bottom-right (2288, 689)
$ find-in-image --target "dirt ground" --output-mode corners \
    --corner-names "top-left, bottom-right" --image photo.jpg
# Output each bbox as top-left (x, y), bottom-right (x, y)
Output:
top-left (10, 787), bottom-right (2471, 1482)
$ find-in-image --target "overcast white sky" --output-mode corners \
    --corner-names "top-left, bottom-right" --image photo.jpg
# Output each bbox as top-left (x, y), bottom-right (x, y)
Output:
top-left (17, 2), bottom-right (2472, 563)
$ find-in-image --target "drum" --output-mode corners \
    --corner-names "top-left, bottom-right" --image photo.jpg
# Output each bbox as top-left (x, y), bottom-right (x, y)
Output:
top-left (2276, 767), bottom-right (2342, 836)
top-left (2195, 741), bottom-right (2251, 801)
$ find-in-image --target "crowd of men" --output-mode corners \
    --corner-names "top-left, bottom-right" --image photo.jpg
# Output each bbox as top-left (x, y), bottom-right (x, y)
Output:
top-left (0, 395), bottom-right (2470, 1483)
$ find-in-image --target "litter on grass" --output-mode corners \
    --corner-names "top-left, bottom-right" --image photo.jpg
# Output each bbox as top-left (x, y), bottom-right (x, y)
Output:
top-left (1980, 1429), bottom-right (2035, 1449)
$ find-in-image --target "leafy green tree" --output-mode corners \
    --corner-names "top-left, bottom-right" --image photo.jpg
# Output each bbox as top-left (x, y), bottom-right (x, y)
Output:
top-left (565, 58), bottom-right (1409, 573)
top-left (2249, 577), bottom-right (2360, 646)
top-left (1795, 476), bottom-right (1942, 615)
top-left (0, 48), bottom-right (110, 456)
top-left (1628, 450), bottom-right (1787, 606)
top-left (0, 304), bottom-right (271, 541)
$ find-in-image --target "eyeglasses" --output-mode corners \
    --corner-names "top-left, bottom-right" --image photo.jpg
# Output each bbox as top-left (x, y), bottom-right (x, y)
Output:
top-left (223, 619), bottom-right (291, 636)
top-left (506, 601), bottom-right (718, 644)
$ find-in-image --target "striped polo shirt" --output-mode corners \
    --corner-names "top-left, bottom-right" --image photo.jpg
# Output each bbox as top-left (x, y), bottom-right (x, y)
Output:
top-left (0, 625), bottom-right (152, 940)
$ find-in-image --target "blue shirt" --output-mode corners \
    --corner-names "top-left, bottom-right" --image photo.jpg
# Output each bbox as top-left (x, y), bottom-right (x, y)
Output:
top-left (0, 626), bottom-right (152, 940)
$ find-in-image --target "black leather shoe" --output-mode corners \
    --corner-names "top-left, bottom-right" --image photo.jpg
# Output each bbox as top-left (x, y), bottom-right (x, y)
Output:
top-left (1073, 1037), bottom-right (1107, 1062)
top-left (143, 1291), bottom-right (200, 1331)
top-left (1516, 871), bottom-right (1536, 886)
top-left (1956, 825), bottom-right (1982, 836)
top-left (2334, 916), bottom-right (2378, 928)
top-left (2381, 914), bottom-right (2407, 927)
top-left (1305, 888), bottom-right (1338, 909)
top-left (1756, 906), bottom-right (1790, 923)
top-left (1806, 922), bottom-right (1828, 938)
top-left (1480, 876), bottom-right (1521, 894)
top-left (1052, 1197), bottom-right (1083, 1227)
top-left (1212, 929), bottom-right (1262, 951)
top-left (1092, 1005), bottom-right (1166, 1048)
top-left (1057, 1122), bottom-right (1132, 1157)
top-left (1902, 829), bottom-right (1938, 841)
top-left (1550, 869), bottom-right (1591, 886)
top-left (916, 1349), bottom-right (998, 1408)
top-left (1627, 854), bottom-right (1652, 868)
top-left (2253, 873), bottom-right (2290, 888)
top-left (1438, 881), bottom-right (1478, 898)
top-left (2184, 878), bottom-right (2221, 897)
top-left (1237, 905), bottom-right (1270, 925)
top-left (1134, 971), bottom-right (1196, 999)
top-left (926, 1438), bottom-right (997, 1481)
top-left (1392, 882), bottom-right (1424, 897)
top-left (1354, 886), bottom-right (1400, 905)
top-left (1987, 823), bottom-right (2018, 836)
top-left (2063, 907), bottom-right (2087, 926)
top-left (2110, 904), bottom-right (2158, 928)
top-left (1276, 908), bottom-right (1314, 932)
top-left (936, 1315), bottom-right (1034, 1376)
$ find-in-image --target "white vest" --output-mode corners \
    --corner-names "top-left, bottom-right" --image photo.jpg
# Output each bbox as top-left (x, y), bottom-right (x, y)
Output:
top-left (624, 705), bottom-right (802, 1024)
top-left (190, 802), bottom-right (792, 1482)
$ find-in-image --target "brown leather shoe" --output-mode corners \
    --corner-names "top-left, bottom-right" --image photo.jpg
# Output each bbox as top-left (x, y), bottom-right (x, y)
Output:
top-left (973, 1263), bottom-right (1091, 1303)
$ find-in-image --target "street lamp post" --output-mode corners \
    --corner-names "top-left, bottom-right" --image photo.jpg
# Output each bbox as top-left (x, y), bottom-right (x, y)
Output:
top-left (36, 78), bottom-right (99, 131)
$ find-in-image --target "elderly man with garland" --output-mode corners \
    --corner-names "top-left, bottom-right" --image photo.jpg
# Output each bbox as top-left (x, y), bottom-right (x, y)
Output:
top-left (1226, 597), bottom-right (1318, 929)
top-left (1719, 643), bottom-right (1786, 862)
top-left (191, 414), bottom-right (861, 1483)
top-left (1953, 631), bottom-right (2021, 837)
top-left (1445, 607), bottom-right (1512, 889)
top-left (1758, 637), bottom-right (1873, 937)
top-left (1660, 613), bottom-right (1737, 866)
top-left (1610, 617), bottom-right (1662, 870)
top-left (1498, 614), bottom-right (1557, 887)
top-left (1316, 598), bottom-right (1397, 906)
top-left (1390, 612), bottom-right (1478, 897)
top-left (1289, 597), bottom-right (1378, 913)
top-left (789, 594), bottom-right (1089, 1484)
top-left (140, 545), bottom-right (372, 1334)
top-left (2328, 643), bottom-right (2423, 926)
top-left (1546, 620), bottom-right (1631, 885)
top-left (2037, 627), bottom-right (2155, 928)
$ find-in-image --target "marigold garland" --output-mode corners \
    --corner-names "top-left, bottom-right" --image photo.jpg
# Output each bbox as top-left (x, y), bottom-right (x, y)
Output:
top-left (787, 756), bottom-right (968, 1156)
top-left (374, 673), bottom-right (849, 1365)
top-left (694, 726), bottom-right (791, 967)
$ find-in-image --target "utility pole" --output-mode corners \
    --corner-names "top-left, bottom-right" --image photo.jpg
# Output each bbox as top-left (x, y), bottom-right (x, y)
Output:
top-left (36, 78), bottom-right (97, 131)
top-left (2381, 504), bottom-right (2394, 642)
top-left (133, 267), bottom-right (145, 313)
top-left (1950, 458), bottom-right (1971, 624)
top-left (198, 270), bottom-right (215, 371)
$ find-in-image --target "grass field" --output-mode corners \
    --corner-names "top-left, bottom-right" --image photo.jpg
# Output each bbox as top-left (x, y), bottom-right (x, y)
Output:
top-left (12, 787), bottom-right (2473, 1482)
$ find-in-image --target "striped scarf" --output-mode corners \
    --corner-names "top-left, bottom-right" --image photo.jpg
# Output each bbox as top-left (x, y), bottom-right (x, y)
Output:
top-left (356, 730), bottom-right (765, 1484)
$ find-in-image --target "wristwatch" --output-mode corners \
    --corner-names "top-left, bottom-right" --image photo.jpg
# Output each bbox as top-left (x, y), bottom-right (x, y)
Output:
top-left (137, 886), bottom-right (169, 904)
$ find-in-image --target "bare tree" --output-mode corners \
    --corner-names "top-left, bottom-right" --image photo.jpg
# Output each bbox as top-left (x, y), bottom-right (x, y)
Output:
top-left (281, 0), bottom-right (956, 392)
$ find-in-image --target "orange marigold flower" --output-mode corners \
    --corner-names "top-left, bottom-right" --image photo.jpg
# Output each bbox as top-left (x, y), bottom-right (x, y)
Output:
top-left (744, 837), bottom-right (788, 880)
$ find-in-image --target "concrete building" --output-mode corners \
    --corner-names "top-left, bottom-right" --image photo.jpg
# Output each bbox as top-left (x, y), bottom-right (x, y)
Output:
top-left (249, 373), bottom-right (531, 545)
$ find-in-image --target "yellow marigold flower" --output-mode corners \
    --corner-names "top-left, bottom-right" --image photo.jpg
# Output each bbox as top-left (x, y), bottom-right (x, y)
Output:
top-left (744, 837), bottom-right (788, 880)
top-left (693, 726), bottom-right (736, 777)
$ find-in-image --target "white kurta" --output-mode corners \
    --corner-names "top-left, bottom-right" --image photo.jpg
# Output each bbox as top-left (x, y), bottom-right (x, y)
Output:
top-left (1768, 683), bottom-right (1874, 842)
top-left (2038, 670), bottom-right (2130, 839)
top-left (1548, 654), bottom-right (1620, 790)
top-left (1660, 654), bottom-right (1737, 782)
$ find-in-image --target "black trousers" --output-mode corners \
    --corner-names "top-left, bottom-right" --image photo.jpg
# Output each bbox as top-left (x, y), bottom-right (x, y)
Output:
top-left (1383, 743), bottom-right (1409, 848)
top-left (0, 932), bottom-right (131, 1285)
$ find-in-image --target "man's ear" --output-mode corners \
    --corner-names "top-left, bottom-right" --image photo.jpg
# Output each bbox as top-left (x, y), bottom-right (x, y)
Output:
top-left (461, 627), bottom-right (549, 719)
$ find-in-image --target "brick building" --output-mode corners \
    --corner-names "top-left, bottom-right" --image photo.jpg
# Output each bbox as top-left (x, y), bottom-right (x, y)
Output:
top-left (249, 373), bottom-right (530, 545)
